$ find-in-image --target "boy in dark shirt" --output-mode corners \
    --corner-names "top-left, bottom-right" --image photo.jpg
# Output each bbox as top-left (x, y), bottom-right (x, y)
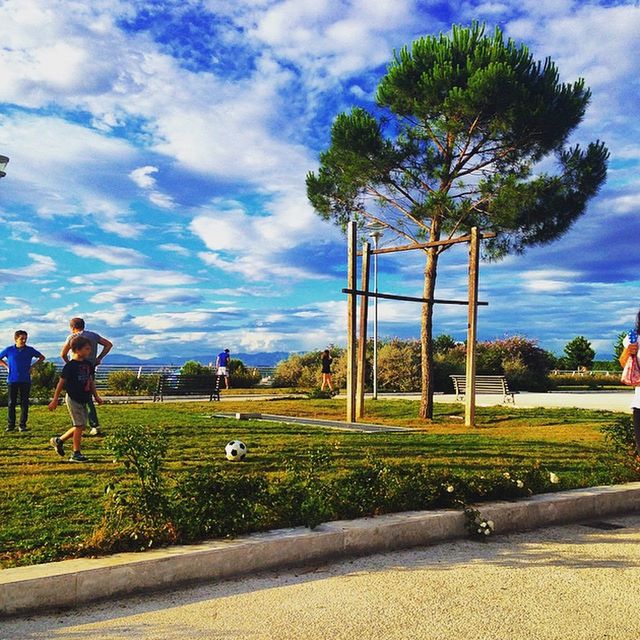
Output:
top-left (0, 330), bottom-right (45, 431)
top-left (48, 336), bottom-right (103, 462)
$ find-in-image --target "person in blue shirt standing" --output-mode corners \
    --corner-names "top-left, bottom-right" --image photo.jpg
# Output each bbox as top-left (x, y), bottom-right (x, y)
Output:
top-left (0, 330), bottom-right (45, 432)
top-left (215, 348), bottom-right (231, 389)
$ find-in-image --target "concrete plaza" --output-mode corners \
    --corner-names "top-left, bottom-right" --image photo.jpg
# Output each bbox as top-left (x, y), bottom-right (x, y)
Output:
top-left (4, 514), bottom-right (640, 639)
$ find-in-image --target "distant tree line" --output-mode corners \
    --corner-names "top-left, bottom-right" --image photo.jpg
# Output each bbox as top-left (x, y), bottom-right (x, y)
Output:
top-left (272, 334), bottom-right (625, 393)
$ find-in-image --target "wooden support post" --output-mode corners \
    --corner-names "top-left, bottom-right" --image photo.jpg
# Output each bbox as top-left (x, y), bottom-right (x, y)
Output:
top-left (346, 221), bottom-right (358, 423)
top-left (356, 242), bottom-right (371, 419)
top-left (465, 227), bottom-right (479, 427)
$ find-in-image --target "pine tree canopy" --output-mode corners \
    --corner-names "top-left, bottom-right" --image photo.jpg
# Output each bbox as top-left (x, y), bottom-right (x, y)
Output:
top-left (307, 22), bottom-right (609, 257)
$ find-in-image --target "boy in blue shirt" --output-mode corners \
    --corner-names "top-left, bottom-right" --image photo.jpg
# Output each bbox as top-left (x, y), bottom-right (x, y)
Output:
top-left (0, 330), bottom-right (45, 432)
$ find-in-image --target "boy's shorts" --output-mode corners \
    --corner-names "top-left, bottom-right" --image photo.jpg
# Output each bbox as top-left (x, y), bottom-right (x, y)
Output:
top-left (65, 396), bottom-right (88, 427)
top-left (217, 366), bottom-right (228, 376)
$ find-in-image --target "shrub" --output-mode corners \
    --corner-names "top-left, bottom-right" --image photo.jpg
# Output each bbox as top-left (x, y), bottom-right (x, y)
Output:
top-left (548, 372), bottom-right (622, 390)
top-left (173, 468), bottom-right (269, 541)
top-left (377, 339), bottom-right (422, 392)
top-left (601, 415), bottom-right (638, 458)
top-left (107, 370), bottom-right (141, 395)
top-left (87, 437), bottom-right (631, 557)
top-left (228, 359), bottom-right (261, 388)
top-left (29, 361), bottom-right (59, 403)
top-left (90, 424), bottom-right (175, 552)
top-left (106, 370), bottom-right (160, 396)
top-left (31, 361), bottom-right (57, 390)
top-left (273, 349), bottom-right (346, 389)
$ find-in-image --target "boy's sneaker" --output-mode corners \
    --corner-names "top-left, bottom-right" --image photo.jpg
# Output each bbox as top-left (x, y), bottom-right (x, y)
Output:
top-left (6, 425), bottom-right (15, 432)
top-left (18, 425), bottom-right (28, 432)
top-left (50, 437), bottom-right (65, 457)
top-left (69, 451), bottom-right (89, 463)
top-left (89, 427), bottom-right (102, 436)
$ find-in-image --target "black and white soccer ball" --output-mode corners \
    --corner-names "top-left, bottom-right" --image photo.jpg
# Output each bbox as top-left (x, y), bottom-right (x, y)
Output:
top-left (225, 440), bottom-right (247, 461)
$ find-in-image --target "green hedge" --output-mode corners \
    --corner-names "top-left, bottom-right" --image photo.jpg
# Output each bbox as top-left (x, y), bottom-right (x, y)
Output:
top-left (85, 424), bottom-right (637, 555)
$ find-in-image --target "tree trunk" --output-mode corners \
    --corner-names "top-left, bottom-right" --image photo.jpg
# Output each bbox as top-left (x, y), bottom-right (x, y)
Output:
top-left (419, 224), bottom-right (441, 420)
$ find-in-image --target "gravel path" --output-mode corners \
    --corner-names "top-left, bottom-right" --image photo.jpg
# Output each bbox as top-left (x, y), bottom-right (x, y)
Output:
top-left (4, 514), bottom-right (640, 640)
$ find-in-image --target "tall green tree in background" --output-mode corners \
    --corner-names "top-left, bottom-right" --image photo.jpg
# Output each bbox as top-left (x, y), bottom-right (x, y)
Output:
top-left (613, 331), bottom-right (627, 370)
top-left (563, 336), bottom-right (595, 370)
top-left (307, 23), bottom-right (608, 418)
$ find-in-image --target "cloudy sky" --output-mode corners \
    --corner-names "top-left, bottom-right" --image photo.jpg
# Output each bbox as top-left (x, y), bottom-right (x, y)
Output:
top-left (0, 0), bottom-right (639, 361)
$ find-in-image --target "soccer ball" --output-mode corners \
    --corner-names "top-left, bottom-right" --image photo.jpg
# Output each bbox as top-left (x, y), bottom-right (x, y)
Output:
top-left (225, 440), bottom-right (247, 461)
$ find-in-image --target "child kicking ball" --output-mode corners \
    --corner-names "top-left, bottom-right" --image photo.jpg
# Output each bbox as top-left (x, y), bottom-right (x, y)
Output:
top-left (48, 336), bottom-right (103, 462)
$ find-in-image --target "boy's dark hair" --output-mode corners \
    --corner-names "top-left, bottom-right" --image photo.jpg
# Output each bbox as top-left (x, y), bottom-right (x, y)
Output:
top-left (14, 330), bottom-right (27, 339)
top-left (70, 317), bottom-right (85, 330)
top-left (70, 335), bottom-right (91, 353)
top-left (225, 349), bottom-right (230, 353)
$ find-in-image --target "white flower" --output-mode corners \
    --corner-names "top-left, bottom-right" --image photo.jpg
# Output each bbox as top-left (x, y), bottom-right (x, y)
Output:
top-left (503, 472), bottom-right (510, 479)
top-left (549, 472), bottom-right (560, 484)
top-left (516, 480), bottom-right (524, 488)
top-left (477, 528), bottom-right (483, 534)
top-left (487, 520), bottom-right (494, 529)
top-left (447, 485), bottom-right (454, 493)
top-left (480, 522), bottom-right (487, 528)
top-left (484, 529), bottom-right (490, 535)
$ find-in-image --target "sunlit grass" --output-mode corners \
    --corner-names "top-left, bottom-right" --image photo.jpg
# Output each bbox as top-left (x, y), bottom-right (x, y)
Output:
top-left (0, 398), bottom-right (630, 567)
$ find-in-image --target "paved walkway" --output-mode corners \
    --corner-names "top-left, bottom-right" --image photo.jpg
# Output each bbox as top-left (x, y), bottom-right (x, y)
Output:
top-left (399, 390), bottom-right (634, 413)
top-left (5, 514), bottom-right (640, 639)
top-left (107, 390), bottom-right (635, 413)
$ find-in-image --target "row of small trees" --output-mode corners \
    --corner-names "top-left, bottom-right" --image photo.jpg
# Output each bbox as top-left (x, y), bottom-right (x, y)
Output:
top-left (106, 360), bottom-right (262, 395)
top-left (272, 334), bottom-right (619, 392)
top-left (0, 359), bottom-right (262, 403)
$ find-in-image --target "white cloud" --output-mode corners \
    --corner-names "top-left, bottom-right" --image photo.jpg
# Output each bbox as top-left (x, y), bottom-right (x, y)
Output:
top-left (158, 243), bottom-right (191, 256)
top-left (68, 244), bottom-right (146, 267)
top-left (70, 268), bottom-right (199, 287)
top-left (133, 311), bottom-right (216, 332)
top-left (0, 112), bottom-right (143, 238)
top-left (0, 253), bottom-right (56, 278)
top-left (129, 166), bottom-right (158, 189)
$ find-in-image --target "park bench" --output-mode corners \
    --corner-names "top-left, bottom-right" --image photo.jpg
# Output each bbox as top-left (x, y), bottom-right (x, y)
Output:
top-left (450, 374), bottom-right (516, 404)
top-left (153, 373), bottom-right (223, 402)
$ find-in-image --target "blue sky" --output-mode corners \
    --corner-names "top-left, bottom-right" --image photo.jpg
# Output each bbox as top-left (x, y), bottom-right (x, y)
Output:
top-left (0, 0), bottom-right (639, 361)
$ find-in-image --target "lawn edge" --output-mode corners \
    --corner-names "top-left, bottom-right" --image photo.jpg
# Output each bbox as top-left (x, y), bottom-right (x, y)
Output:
top-left (2, 481), bottom-right (640, 617)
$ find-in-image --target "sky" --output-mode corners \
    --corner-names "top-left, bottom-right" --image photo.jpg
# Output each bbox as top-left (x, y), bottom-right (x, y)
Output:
top-left (0, 0), bottom-right (639, 362)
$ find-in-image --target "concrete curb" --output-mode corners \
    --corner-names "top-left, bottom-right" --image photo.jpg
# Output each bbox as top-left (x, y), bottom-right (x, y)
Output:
top-left (2, 482), bottom-right (640, 617)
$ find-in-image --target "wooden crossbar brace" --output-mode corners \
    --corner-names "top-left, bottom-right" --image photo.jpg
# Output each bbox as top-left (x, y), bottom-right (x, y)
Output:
top-left (342, 288), bottom-right (488, 307)
top-left (357, 231), bottom-right (497, 256)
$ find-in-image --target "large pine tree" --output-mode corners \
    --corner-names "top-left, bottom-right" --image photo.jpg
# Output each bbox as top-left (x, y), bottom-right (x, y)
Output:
top-left (307, 23), bottom-right (608, 419)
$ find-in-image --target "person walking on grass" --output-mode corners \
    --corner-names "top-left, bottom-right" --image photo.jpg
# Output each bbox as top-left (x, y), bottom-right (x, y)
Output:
top-left (61, 317), bottom-right (112, 436)
top-left (215, 348), bottom-right (231, 389)
top-left (0, 330), bottom-right (45, 432)
top-left (320, 349), bottom-right (333, 392)
top-left (619, 313), bottom-right (640, 456)
top-left (49, 335), bottom-right (103, 463)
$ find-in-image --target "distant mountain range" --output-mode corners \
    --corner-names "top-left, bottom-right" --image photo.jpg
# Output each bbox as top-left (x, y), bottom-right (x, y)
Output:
top-left (106, 352), bottom-right (291, 367)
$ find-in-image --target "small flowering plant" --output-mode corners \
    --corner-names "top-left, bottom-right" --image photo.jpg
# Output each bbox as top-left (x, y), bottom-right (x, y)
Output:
top-left (464, 507), bottom-right (495, 541)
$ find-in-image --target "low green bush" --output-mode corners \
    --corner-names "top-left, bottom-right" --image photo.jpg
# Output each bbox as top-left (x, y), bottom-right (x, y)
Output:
top-left (549, 372), bottom-right (623, 390)
top-left (229, 359), bottom-right (262, 388)
top-left (601, 415), bottom-right (638, 457)
top-left (106, 370), bottom-right (160, 396)
top-left (91, 427), bottom-right (599, 554)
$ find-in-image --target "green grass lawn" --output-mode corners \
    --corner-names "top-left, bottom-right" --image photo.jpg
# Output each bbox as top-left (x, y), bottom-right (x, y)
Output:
top-left (0, 398), bottom-right (634, 568)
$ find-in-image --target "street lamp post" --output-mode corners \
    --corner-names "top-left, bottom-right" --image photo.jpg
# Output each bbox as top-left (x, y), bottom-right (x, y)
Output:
top-left (367, 222), bottom-right (384, 400)
top-left (0, 155), bottom-right (8, 179)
